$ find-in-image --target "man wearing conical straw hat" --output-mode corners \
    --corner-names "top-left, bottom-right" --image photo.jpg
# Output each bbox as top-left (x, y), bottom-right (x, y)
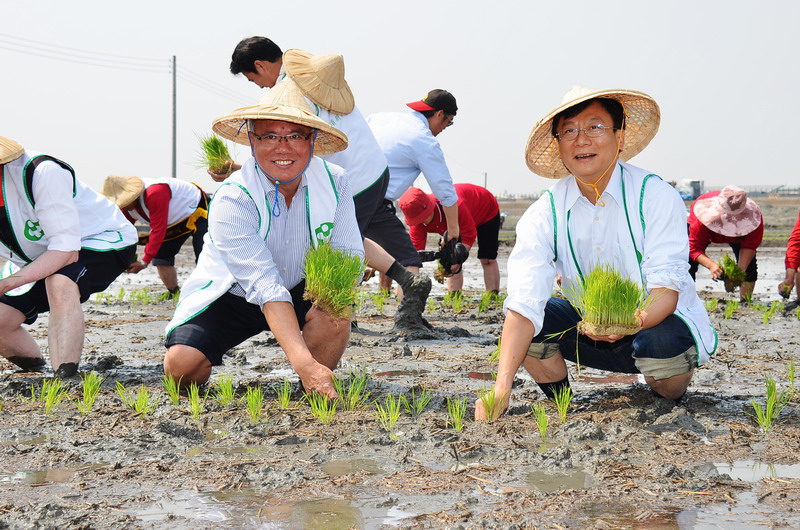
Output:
top-left (163, 80), bottom-right (364, 396)
top-left (101, 175), bottom-right (209, 297)
top-left (226, 37), bottom-right (432, 332)
top-left (475, 87), bottom-right (717, 420)
top-left (0, 137), bottom-right (137, 377)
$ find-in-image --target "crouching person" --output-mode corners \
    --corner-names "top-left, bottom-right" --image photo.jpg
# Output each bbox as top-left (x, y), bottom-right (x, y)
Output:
top-left (163, 79), bottom-right (364, 397)
top-left (0, 137), bottom-right (137, 376)
top-left (475, 87), bottom-right (717, 420)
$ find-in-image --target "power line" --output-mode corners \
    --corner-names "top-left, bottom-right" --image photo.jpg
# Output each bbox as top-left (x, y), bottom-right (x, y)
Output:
top-left (0, 32), bottom-right (164, 63)
top-left (176, 72), bottom-right (248, 105)
top-left (0, 43), bottom-right (169, 73)
top-left (177, 66), bottom-right (252, 103)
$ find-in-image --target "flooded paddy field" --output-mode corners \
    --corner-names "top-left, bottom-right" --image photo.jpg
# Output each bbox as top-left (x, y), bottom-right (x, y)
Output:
top-left (0, 199), bottom-right (799, 529)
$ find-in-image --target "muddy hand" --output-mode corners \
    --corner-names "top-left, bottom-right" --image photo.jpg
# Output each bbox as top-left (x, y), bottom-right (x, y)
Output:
top-left (208, 160), bottom-right (242, 182)
top-left (298, 363), bottom-right (338, 399)
top-left (126, 261), bottom-right (146, 274)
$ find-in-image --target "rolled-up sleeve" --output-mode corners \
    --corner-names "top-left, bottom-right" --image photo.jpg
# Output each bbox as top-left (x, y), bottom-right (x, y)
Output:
top-left (32, 161), bottom-right (81, 252)
top-left (209, 184), bottom-right (291, 307)
top-left (503, 197), bottom-right (558, 334)
top-left (641, 181), bottom-right (689, 292)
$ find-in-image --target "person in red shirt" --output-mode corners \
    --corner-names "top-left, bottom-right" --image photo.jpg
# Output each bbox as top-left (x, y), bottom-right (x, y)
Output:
top-left (688, 185), bottom-right (763, 301)
top-left (778, 212), bottom-right (800, 310)
top-left (102, 176), bottom-right (208, 296)
top-left (398, 183), bottom-right (500, 293)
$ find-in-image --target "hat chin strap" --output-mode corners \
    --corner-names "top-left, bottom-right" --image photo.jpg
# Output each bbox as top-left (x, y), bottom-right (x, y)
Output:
top-left (563, 133), bottom-right (622, 207)
top-left (248, 130), bottom-right (318, 217)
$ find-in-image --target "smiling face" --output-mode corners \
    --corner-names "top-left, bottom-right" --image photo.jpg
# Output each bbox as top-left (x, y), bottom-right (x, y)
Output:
top-left (249, 120), bottom-right (314, 185)
top-left (555, 101), bottom-right (625, 185)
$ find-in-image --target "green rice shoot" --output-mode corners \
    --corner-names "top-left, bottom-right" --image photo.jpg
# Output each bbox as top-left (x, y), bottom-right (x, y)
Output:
top-left (305, 391), bottom-right (337, 424)
top-left (723, 300), bottom-right (739, 320)
top-left (333, 368), bottom-right (371, 411)
top-left (303, 242), bottom-right (364, 320)
top-left (489, 338), bottom-right (501, 362)
top-left (446, 397), bottom-right (468, 432)
top-left (374, 394), bottom-right (402, 433)
top-left (245, 386), bottom-right (265, 424)
top-left (213, 374), bottom-right (237, 408)
top-left (273, 379), bottom-right (293, 410)
top-left (564, 265), bottom-right (644, 335)
top-left (748, 374), bottom-right (792, 433)
top-left (553, 385), bottom-right (573, 423)
top-left (720, 253), bottom-right (746, 289)
top-left (371, 289), bottom-right (389, 314)
top-left (400, 387), bottom-right (432, 416)
top-left (187, 382), bottom-right (208, 420)
top-left (76, 372), bottom-right (104, 415)
top-left (703, 298), bottom-right (718, 313)
top-left (199, 133), bottom-right (232, 174)
top-left (478, 387), bottom-right (506, 422)
top-left (162, 375), bottom-right (181, 405)
top-left (530, 402), bottom-right (549, 439)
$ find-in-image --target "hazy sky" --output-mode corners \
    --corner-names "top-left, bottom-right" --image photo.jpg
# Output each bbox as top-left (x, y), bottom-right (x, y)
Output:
top-left (3, 0), bottom-right (797, 197)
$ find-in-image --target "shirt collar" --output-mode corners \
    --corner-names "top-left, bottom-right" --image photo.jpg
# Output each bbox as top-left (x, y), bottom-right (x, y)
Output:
top-left (564, 162), bottom-right (624, 210)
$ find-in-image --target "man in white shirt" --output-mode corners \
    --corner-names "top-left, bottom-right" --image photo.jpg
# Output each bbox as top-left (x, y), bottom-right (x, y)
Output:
top-left (475, 87), bottom-right (717, 420)
top-left (227, 37), bottom-right (431, 331)
top-left (164, 80), bottom-right (364, 398)
top-left (0, 137), bottom-right (138, 377)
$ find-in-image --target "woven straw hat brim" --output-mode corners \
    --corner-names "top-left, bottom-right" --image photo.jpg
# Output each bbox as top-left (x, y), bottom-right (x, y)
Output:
top-left (525, 88), bottom-right (661, 179)
top-left (283, 49), bottom-right (355, 115)
top-left (212, 105), bottom-right (348, 156)
top-left (0, 137), bottom-right (24, 164)
top-left (102, 176), bottom-right (144, 208)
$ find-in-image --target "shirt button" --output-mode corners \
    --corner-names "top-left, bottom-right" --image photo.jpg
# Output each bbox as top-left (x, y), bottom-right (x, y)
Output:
top-left (595, 216), bottom-right (601, 222)
top-left (595, 247), bottom-right (602, 253)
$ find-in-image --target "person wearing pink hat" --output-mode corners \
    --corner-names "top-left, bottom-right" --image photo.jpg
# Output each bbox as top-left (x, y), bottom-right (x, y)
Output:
top-left (398, 183), bottom-right (500, 294)
top-left (688, 185), bottom-right (764, 301)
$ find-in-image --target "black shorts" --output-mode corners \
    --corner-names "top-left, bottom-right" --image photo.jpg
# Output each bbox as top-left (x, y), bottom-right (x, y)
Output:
top-left (352, 168), bottom-right (390, 235)
top-left (476, 213), bottom-right (501, 260)
top-left (362, 199), bottom-right (422, 267)
top-left (0, 245), bottom-right (136, 325)
top-left (151, 217), bottom-right (208, 267)
top-left (164, 281), bottom-right (311, 366)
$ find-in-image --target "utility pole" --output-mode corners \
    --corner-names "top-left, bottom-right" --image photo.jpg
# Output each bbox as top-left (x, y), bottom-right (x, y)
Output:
top-left (484, 171), bottom-right (487, 189)
top-left (171, 55), bottom-right (177, 178)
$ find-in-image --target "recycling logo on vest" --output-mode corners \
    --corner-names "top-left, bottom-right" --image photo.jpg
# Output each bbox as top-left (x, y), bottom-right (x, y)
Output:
top-left (24, 220), bottom-right (44, 241)
top-left (314, 222), bottom-right (334, 243)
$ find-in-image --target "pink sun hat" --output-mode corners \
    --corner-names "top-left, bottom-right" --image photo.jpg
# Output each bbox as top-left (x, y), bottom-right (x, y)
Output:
top-left (693, 185), bottom-right (762, 237)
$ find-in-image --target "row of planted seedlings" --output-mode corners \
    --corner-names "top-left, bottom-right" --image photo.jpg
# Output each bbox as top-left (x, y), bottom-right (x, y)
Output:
top-left (704, 296), bottom-right (794, 323)
top-left (353, 286), bottom-right (506, 317)
top-left (94, 287), bottom-right (176, 308)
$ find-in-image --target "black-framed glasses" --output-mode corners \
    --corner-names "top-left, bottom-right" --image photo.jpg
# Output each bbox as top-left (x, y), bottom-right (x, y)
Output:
top-left (251, 132), bottom-right (312, 144)
top-left (554, 124), bottom-right (615, 141)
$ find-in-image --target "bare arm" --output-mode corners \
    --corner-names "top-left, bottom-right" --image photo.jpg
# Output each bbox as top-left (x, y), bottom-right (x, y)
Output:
top-left (442, 202), bottom-right (460, 241)
top-left (695, 253), bottom-right (723, 279)
top-left (262, 301), bottom-right (337, 398)
top-left (0, 250), bottom-right (78, 295)
top-left (736, 248), bottom-right (756, 275)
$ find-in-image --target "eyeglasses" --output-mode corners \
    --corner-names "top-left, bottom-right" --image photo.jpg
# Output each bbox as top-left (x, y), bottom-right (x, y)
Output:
top-left (444, 115), bottom-right (455, 127)
top-left (251, 132), bottom-right (312, 144)
top-left (554, 124), bottom-right (615, 141)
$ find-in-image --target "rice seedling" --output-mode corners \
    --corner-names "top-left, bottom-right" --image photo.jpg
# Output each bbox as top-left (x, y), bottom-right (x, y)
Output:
top-left (0, 398), bottom-right (3, 412)
top-left (530, 402), bottom-right (549, 439)
top-left (400, 386), bottom-right (432, 416)
top-left (563, 265), bottom-right (645, 337)
top-left (162, 375), bottom-right (182, 405)
top-left (477, 291), bottom-right (503, 314)
top-left (426, 296), bottom-right (438, 314)
top-left (489, 338), bottom-right (501, 362)
top-left (156, 290), bottom-right (173, 304)
top-left (374, 394), bottom-right (402, 433)
top-left (333, 369), bottom-right (371, 411)
top-left (116, 382), bottom-right (159, 416)
top-left (762, 300), bottom-right (781, 324)
top-left (244, 385), bottom-right (265, 424)
top-left (187, 382), bottom-right (208, 420)
top-left (442, 290), bottom-right (464, 312)
top-left (40, 378), bottom-right (68, 414)
top-left (786, 359), bottom-right (796, 399)
top-left (303, 242), bottom-right (364, 320)
top-left (478, 387), bottom-right (507, 422)
top-left (273, 379), bottom-right (293, 410)
top-left (553, 385), bottom-right (574, 423)
top-left (720, 254), bottom-right (745, 292)
top-left (723, 300), bottom-right (739, 320)
top-left (115, 287), bottom-right (126, 304)
top-left (703, 298), bottom-right (718, 313)
top-left (198, 133), bottom-right (233, 174)
top-left (446, 396), bottom-right (468, 432)
top-left (94, 291), bottom-right (108, 306)
top-left (304, 391), bottom-right (337, 424)
top-left (748, 374), bottom-right (792, 434)
top-left (370, 289), bottom-right (389, 314)
top-left (76, 372), bottom-right (104, 415)
top-left (212, 374), bottom-right (237, 408)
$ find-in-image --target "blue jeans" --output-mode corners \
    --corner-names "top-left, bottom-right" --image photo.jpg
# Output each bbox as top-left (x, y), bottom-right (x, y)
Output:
top-left (531, 297), bottom-right (696, 374)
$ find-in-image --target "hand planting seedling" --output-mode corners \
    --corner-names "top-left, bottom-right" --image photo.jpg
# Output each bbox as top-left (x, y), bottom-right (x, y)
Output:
top-left (530, 402), bottom-right (549, 439)
top-left (375, 394), bottom-right (402, 433)
top-left (478, 387), bottom-right (507, 422)
top-left (553, 385), bottom-right (574, 423)
top-left (748, 374), bottom-right (792, 434)
top-left (304, 391), bottom-right (337, 424)
top-left (213, 374), bottom-right (237, 408)
top-left (333, 369), bottom-right (371, 411)
top-left (199, 133), bottom-right (233, 175)
top-left (720, 253), bottom-right (745, 293)
top-left (446, 396), bottom-right (468, 432)
top-left (244, 385), bottom-right (265, 424)
top-left (187, 382), bottom-right (208, 420)
top-left (400, 387), bottom-right (432, 416)
top-left (76, 372), bottom-right (104, 415)
top-left (303, 242), bottom-right (364, 320)
top-left (273, 379), bottom-right (293, 410)
top-left (162, 375), bottom-right (181, 405)
top-left (563, 265), bottom-right (646, 337)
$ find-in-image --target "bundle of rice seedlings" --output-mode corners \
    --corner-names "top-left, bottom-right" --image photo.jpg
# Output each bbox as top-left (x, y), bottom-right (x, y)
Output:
top-left (303, 242), bottom-right (364, 320)
top-left (564, 264), bottom-right (645, 336)
top-left (199, 133), bottom-right (232, 174)
top-left (720, 254), bottom-right (745, 293)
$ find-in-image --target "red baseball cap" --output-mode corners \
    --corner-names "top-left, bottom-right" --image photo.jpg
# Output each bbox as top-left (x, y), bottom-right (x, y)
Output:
top-left (398, 187), bottom-right (435, 226)
top-left (406, 89), bottom-right (458, 115)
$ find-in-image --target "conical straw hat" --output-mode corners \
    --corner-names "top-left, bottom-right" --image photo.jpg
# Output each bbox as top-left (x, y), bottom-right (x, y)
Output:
top-left (0, 137), bottom-right (24, 164)
top-left (101, 176), bottom-right (145, 208)
top-left (212, 78), bottom-right (348, 156)
top-left (525, 86), bottom-right (660, 179)
top-left (283, 49), bottom-right (355, 115)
